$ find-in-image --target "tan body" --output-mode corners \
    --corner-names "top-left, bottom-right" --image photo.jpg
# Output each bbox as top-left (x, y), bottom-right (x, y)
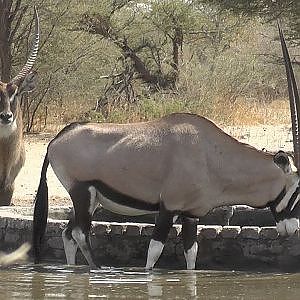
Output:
top-left (49, 113), bottom-right (286, 216)
top-left (33, 26), bottom-right (299, 269)
top-left (0, 7), bottom-right (39, 205)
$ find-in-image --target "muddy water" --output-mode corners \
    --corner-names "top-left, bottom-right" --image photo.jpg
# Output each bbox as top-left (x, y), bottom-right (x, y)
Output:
top-left (0, 264), bottom-right (299, 299)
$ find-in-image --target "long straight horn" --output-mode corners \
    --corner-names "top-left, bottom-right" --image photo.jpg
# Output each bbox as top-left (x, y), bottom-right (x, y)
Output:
top-left (278, 22), bottom-right (300, 172)
top-left (11, 6), bottom-right (40, 84)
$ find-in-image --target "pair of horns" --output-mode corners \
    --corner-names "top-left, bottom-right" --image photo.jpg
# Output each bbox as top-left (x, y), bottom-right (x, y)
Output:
top-left (10, 6), bottom-right (40, 84)
top-left (278, 23), bottom-right (300, 172)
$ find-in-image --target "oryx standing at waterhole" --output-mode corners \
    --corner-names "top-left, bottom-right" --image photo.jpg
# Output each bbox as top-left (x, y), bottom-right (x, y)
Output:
top-left (33, 25), bottom-right (299, 269)
top-left (0, 7), bottom-right (39, 205)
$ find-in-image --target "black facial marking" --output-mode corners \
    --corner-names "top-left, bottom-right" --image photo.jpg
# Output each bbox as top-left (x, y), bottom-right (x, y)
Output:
top-left (269, 186), bottom-right (300, 222)
top-left (88, 180), bottom-right (159, 212)
top-left (268, 188), bottom-right (286, 210)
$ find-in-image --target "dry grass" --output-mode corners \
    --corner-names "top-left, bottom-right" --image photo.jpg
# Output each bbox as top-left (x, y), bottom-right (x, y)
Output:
top-left (213, 98), bottom-right (290, 126)
top-left (34, 95), bottom-right (291, 133)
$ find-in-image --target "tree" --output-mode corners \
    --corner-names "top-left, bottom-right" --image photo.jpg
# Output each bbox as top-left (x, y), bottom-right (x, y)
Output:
top-left (202, 0), bottom-right (300, 44)
top-left (0, 0), bottom-right (29, 81)
top-left (78, 0), bottom-right (246, 116)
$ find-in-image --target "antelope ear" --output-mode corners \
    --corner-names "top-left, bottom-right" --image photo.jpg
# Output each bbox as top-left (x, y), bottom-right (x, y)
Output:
top-left (274, 151), bottom-right (291, 173)
top-left (16, 71), bottom-right (37, 95)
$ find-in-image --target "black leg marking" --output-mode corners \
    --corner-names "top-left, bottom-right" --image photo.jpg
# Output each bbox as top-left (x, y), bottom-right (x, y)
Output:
top-left (181, 216), bottom-right (198, 270)
top-left (146, 204), bottom-right (174, 269)
top-left (152, 204), bottom-right (175, 243)
top-left (68, 182), bottom-right (96, 267)
top-left (181, 216), bottom-right (198, 252)
top-left (70, 182), bottom-right (92, 232)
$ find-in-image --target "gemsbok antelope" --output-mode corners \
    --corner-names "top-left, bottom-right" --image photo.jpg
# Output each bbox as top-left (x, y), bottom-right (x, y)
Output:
top-left (33, 25), bottom-right (299, 270)
top-left (0, 7), bottom-right (39, 205)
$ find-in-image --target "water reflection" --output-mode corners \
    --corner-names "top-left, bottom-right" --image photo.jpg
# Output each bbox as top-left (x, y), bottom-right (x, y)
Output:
top-left (0, 264), bottom-right (299, 299)
top-left (147, 272), bottom-right (197, 299)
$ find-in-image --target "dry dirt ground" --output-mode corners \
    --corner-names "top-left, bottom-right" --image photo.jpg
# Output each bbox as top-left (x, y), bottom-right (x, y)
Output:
top-left (13, 133), bottom-right (69, 206)
top-left (12, 124), bottom-right (294, 207)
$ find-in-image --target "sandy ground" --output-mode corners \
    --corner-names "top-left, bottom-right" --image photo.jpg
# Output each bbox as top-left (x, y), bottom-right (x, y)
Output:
top-left (13, 133), bottom-right (70, 206)
top-left (12, 124), bottom-right (294, 206)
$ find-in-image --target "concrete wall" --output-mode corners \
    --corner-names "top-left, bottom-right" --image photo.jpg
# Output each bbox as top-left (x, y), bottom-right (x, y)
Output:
top-left (0, 206), bottom-right (300, 271)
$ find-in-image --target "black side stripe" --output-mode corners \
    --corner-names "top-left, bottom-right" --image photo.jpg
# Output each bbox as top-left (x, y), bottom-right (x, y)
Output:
top-left (87, 180), bottom-right (160, 212)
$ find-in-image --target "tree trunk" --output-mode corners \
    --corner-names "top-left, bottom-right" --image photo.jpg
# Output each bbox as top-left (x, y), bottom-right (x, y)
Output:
top-left (0, 0), bottom-right (13, 82)
top-left (171, 27), bottom-right (183, 76)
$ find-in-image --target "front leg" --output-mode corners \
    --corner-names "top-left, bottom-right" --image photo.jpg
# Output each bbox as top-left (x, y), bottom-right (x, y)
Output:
top-left (182, 216), bottom-right (198, 270)
top-left (146, 204), bottom-right (175, 270)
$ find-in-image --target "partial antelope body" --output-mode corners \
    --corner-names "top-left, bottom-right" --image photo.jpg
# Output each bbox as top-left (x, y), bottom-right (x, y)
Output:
top-left (0, 7), bottom-right (40, 205)
top-left (0, 243), bottom-right (30, 266)
top-left (33, 25), bottom-right (299, 270)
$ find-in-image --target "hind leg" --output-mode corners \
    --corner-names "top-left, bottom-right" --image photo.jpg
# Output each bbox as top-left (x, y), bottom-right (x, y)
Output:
top-left (69, 182), bottom-right (98, 268)
top-left (182, 216), bottom-right (198, 270)
top-left (146, 204), bottom-right (175, 270)
top-left (62, 219), bottom-right (78, 265)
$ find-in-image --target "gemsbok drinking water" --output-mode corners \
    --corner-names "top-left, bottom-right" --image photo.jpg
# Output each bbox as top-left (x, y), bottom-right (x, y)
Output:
top-left (0, 7), bottom-right (39, 205)
top-left (33, 24), bottom-right (299, 270)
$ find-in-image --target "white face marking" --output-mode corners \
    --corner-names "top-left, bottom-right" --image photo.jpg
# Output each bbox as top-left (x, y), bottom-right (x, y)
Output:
top-left (146, 239), bottom-right (164, 270)
top-left (184, 241), bottom-right (198, 270)
top-left (62, 228), bottom-right (78, 265)
top-left (276, 218), bottom-right (299, 236)
top-left (0, 118), bottom-right (17, 138)
top-left (276, 179), bottom-right (300, 212)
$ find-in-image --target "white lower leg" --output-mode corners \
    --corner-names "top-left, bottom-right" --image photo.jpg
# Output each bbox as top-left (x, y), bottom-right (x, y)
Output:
top-left (62, 228), bottom-right (78, 265)
top-left (146, 239), bottom-right (164, 270)
top-left (184, 241), bottom-right (198, 270)
top-left (71, 227), bottom-right (96, 268)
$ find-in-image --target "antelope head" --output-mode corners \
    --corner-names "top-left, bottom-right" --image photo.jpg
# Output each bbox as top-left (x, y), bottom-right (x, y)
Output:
top-left (269, 24), bottom-right (300, 236)
top-left (0, 7), bottom-right (39, 137)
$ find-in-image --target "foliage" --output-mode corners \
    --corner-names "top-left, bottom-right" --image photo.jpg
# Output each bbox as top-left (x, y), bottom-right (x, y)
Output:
top-left (202, 0), bottom-right (300, 44)
top-left (0, 0), bottom-right (299, 131)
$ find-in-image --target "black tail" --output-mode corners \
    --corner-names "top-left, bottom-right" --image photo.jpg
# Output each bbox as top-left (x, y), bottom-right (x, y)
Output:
top-left (32, 150), bottom-right (49, 264)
